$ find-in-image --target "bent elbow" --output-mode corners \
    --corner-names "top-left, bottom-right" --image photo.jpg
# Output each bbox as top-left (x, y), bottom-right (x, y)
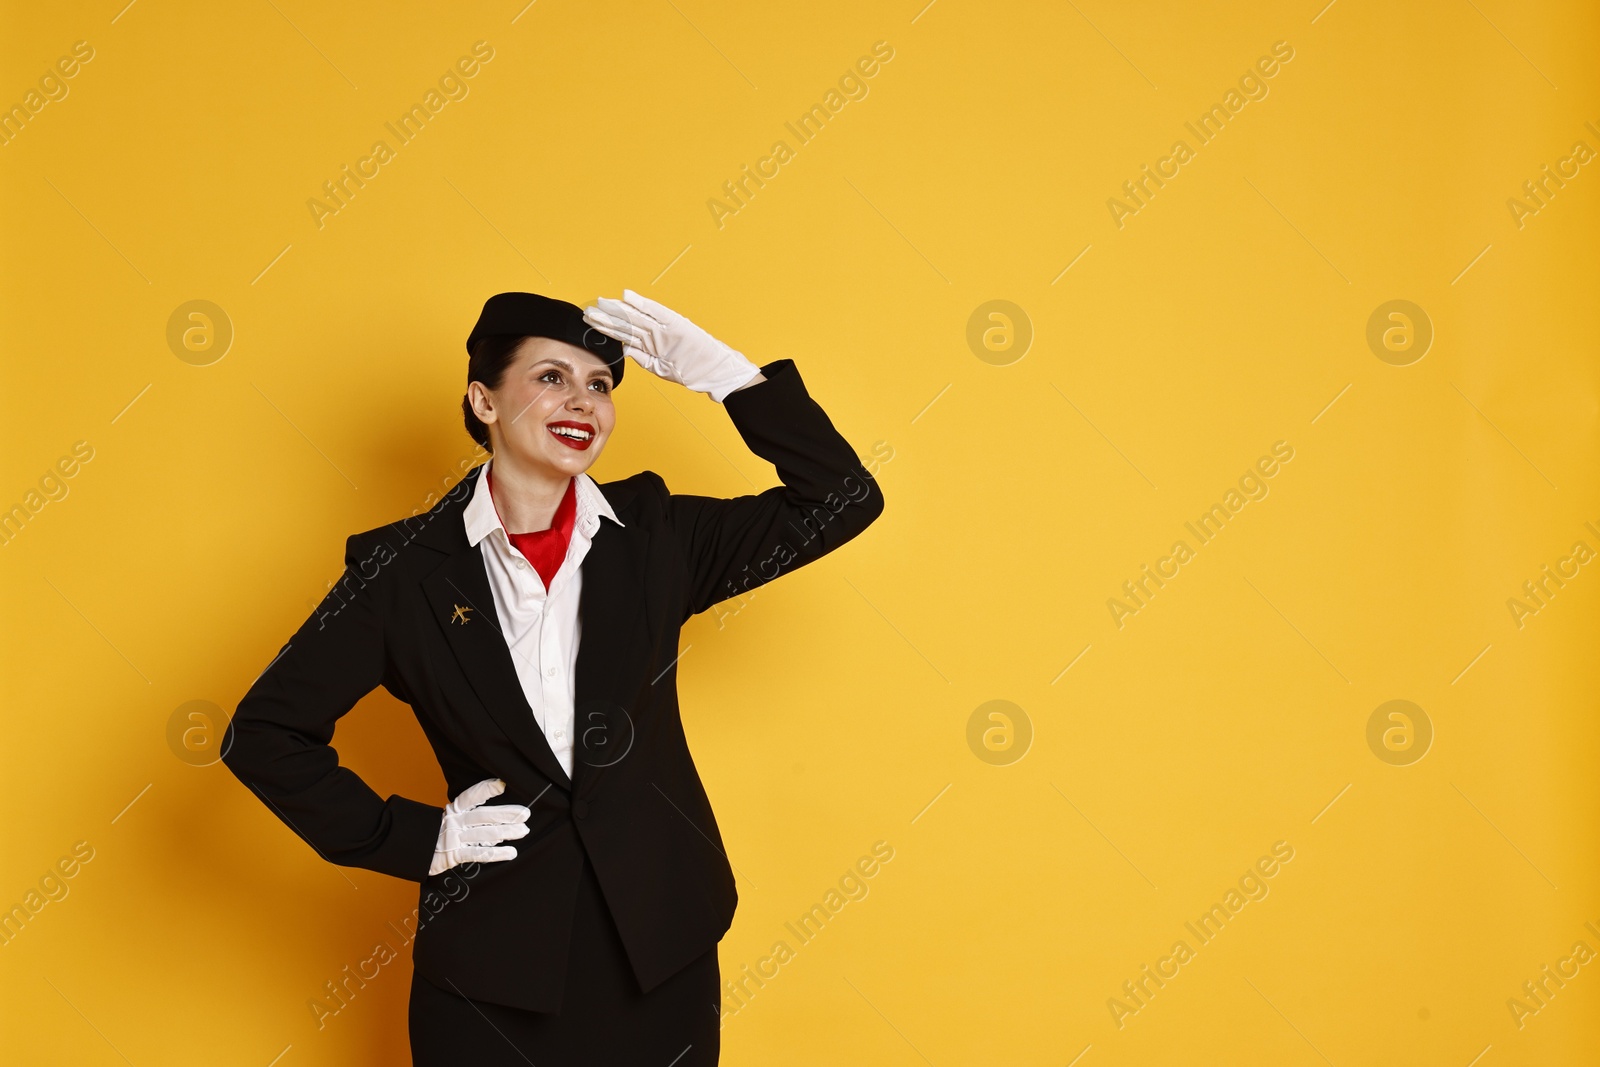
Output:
top-left (857, 475), bottom-right (886, 529)
top-left (829, 477), bottom-right (884, 548)
top-left (218, 706), bottom-right (253, 781)
top-left (219, 691), bottom-right (274, 785)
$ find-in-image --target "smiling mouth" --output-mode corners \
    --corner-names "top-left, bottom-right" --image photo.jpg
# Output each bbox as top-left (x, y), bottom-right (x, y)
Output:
top-left (547, 422), bottom-right (595, 450)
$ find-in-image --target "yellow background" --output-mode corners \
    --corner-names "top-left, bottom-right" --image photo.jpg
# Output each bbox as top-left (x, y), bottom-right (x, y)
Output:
top-left (3, 1), bottom-right (1597, 1063)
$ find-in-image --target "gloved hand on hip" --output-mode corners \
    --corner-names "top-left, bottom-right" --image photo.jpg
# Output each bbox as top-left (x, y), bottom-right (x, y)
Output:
top-left (583, 289), bottom-right (761, 403)
top-left (429, 777), bottom-right (531, 877)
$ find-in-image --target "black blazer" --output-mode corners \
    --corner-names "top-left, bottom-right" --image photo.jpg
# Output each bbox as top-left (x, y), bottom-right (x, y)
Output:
top-left (221, 358), bottom-right (884, 1012)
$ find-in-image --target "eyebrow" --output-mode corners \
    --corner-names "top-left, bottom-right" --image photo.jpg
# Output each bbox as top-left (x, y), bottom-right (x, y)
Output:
top-left (530, 357), bottom-right (612, 384)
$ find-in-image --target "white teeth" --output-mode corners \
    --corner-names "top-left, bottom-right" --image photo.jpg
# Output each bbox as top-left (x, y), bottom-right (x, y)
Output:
top-left (549, 426), bottom-right (592, 441)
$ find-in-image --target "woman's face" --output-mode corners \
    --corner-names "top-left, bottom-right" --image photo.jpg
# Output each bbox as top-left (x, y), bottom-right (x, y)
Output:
top-left (470, 337), bottom-right (616, 476)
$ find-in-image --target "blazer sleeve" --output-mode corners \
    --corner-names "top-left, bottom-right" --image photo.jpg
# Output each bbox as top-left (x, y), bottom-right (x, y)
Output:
top-left (221, 530), bottom-right (444, 883)
top-left (667, 358), bottom-right (886, 619)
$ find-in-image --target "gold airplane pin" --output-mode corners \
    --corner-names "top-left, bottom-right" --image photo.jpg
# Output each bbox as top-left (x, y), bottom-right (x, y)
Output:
top-left (449, 604), bottom-right (474, 625)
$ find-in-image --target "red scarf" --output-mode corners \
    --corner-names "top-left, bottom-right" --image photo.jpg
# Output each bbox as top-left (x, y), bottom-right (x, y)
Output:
top-left (486, 466), bottom-right (578, 591)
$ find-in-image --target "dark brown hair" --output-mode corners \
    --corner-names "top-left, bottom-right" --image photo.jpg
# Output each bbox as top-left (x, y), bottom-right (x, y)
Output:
top-left (462, 334), bottom-right (529, 450)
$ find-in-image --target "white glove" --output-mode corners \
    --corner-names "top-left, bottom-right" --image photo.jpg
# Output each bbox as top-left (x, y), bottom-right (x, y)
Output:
top-left (583, 289), bottom-right (761, 403)
top-left (429, 778), bottom-right (531, 877)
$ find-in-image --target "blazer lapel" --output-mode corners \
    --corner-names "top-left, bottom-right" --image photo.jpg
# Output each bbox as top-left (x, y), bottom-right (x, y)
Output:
top-left (411, 465), bottom-right (648, 796)
top-left (421, 547), bottom-right (576, 790)
top-left (570, 488), bottom-right (652, 797)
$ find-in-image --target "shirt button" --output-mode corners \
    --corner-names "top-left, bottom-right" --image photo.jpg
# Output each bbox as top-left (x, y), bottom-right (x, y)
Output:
top-left (545, 666), bottom-right (557, 677)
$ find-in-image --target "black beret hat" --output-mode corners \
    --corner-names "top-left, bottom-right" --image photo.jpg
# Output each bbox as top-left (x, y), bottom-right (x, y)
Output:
top-left (465, 292), bottom-right (625, 387)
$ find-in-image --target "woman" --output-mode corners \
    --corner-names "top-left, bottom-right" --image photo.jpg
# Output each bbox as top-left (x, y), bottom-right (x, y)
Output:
top-left (221, 289), bottom-right (885, 1065)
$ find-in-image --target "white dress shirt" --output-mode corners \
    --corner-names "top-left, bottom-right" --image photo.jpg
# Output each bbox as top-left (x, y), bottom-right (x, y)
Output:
top-left (462, 459), bottom-right (623, 780)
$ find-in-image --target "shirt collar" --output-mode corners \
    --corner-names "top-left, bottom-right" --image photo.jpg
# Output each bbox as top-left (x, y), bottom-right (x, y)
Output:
top-left (462, 458), bottom-right (622, 548)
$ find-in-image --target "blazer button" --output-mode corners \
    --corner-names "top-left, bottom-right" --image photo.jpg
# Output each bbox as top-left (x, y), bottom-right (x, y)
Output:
top-left (573, 800), bottom-right (589, 819)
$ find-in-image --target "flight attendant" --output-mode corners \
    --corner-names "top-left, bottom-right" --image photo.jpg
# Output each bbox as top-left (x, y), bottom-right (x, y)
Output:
top-left (221, 289), bottom-right (885, 1065)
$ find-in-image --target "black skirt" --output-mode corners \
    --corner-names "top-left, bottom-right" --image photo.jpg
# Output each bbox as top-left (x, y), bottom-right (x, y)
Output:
top-left (408, 854), bottom-right (721, 1066)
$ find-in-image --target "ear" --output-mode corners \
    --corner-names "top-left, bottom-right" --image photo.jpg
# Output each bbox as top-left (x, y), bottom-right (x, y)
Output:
top-left (466, 380), bottom-right (498, 426)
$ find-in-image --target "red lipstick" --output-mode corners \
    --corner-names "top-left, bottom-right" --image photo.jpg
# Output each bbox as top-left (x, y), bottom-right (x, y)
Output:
top-left (547, 419), bottom-right (596, 451)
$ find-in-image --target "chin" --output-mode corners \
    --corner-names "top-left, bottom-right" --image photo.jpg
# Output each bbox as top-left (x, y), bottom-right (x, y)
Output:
top-left (541, 440), bottom-right (603, 472)
top-left (496, 439), bottom-right (593, 476)
top-left (555, 452), bottom-right (599, 474)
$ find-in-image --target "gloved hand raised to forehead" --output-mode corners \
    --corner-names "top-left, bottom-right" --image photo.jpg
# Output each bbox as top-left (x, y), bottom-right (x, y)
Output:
top-left (429, 777), bottom-right (531, 877)
top-left (583, 289), bottom-right (761, 403)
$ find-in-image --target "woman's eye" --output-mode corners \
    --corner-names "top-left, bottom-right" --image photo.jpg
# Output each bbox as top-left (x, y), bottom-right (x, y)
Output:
top-left (540, 370), bottom-right (562, 384)
top-left (591, 380), bottom-right (610, 393)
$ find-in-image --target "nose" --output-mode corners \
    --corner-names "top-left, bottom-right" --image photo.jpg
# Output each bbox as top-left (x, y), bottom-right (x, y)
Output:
top-left (565, 386), bottom-right (594, 413)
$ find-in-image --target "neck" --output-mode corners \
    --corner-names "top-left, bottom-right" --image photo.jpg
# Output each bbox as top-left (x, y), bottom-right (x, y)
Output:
top-left (487, 453), bottom-right (572, 533)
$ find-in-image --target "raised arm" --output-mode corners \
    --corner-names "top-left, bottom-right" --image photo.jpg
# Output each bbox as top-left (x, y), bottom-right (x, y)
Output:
top-left (582, 290), bottom-right (885, 619)
top-left (667, 357), bottom-right (883, 617)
